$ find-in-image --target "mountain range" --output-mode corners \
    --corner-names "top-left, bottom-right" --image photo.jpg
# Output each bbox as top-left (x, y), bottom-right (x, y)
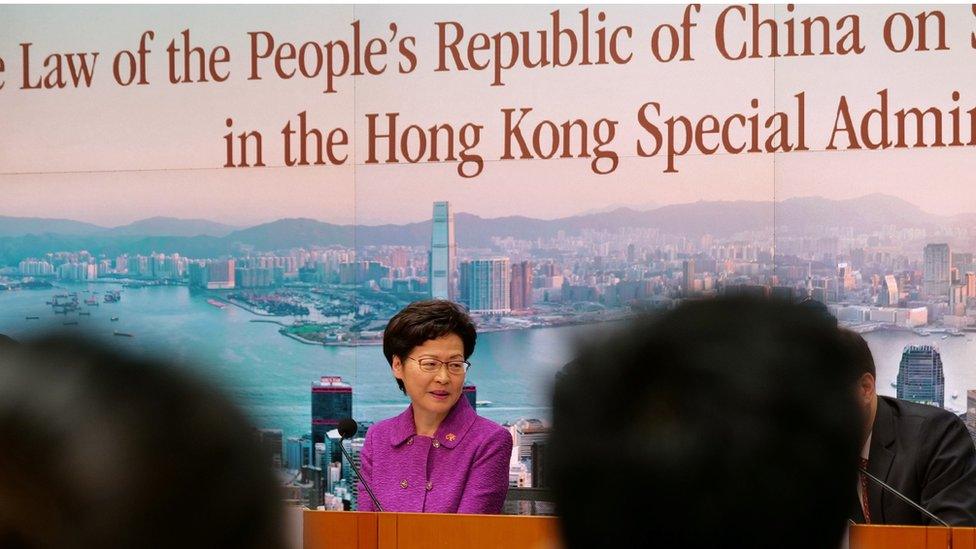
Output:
top-left (0, 194), bottom-right (966, 265)
top-left (0, 215), bottom-right (239, 238)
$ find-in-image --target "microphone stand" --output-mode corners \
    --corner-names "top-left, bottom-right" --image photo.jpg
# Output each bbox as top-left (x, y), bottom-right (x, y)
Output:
top-left (859, 468), bottom-right (952, 549)
top-left (338, 436), bottom-right (384, 512)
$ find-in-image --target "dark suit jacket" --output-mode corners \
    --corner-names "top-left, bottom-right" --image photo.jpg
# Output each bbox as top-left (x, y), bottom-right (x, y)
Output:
top-left (854, 396), bottom-right (976, 525)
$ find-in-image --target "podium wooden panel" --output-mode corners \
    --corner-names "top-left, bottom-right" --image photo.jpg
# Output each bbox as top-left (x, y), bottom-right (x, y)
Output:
top-left (303, 511), bottom-right (378, 549)
top-left (850, 525), bottom-right (976, 549)
top-left (303, 511), bottom-right (559, 549)
top-left (306, 515), bottom-right (976, 549)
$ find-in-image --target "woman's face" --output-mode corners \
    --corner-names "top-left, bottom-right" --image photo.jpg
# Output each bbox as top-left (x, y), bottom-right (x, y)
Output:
top-left (392, 333), bottom-right (466, 418)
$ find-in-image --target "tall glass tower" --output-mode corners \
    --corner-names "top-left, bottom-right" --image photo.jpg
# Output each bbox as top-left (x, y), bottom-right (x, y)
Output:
top-left (897, 345), bottom-right (945, 408)
top-left (879, 274), bottom-right (899, 306)
top-left (311, 376), bottom-right (352, 446)
top-left (430, 201), bottom-right (457, 300)
top-left (923, 243), bottom-right (951, 298)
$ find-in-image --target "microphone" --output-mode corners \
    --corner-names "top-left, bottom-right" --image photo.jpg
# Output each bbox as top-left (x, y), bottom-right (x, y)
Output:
top-left (336, 418), bottom-right (383, 512)
top-left (338, 418), bottom-right (358, 439)
top-left (858, 467), bottom-right (950, 529)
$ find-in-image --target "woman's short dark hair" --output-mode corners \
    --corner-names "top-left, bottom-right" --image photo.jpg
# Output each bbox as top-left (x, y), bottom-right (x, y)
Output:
top-left (383, 300), bottom-right (477, 393)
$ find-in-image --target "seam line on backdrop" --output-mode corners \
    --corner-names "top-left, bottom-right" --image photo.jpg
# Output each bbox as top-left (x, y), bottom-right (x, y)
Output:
top-left (772, 4), bottom-right (778, 270)
top-left (352, 3), bottom-right (359, 395)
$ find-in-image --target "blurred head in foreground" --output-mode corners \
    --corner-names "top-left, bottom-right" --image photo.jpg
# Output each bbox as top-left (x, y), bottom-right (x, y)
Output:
top-left (550, 298), bottom-right (861, 549)
top-left (0, 336), bottom-right (283, 549)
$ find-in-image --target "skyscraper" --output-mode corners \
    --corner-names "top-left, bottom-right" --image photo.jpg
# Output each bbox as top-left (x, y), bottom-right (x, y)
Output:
top-left (897, 345), bottom-right (945, 408)
top-left (951, 284), bottom-right (967, 316)
top-left (682, 259), bottom-right (695, 297)
top-left (510, 261), bottom-right (533, 311)
top-left (188, 261), bottom-right (208, 288)
top-left (837, 263), bottom-right (855, 294)
top-left (531, 441), bottom-right (548, 489)
top-left (205, 259), bottom-right (236, 289)
top-left (342, 438), bottom-right (366, 510)
top-left (460, 258), bottom-right (511, 314)
top-left (285, 435), bottom-right (313, 471)
top-left (879, 274), bottom-right (899, 306)
top-left (923, 244), bottom-right (951, 298)
top-left (430, 201), bottom-right (457, 300)
top-left (463, 384), bottom-right (477, 409)
top-left (953, 252), bottom-right (975, 276)
top-left (311, 376), bottom-right (352, 446)
top-left (512, 418), bottom-right (549, 461)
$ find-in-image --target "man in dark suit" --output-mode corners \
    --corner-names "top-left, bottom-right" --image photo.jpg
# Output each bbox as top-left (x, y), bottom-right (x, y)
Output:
top-left (843, 329), bottom-right (976, 525)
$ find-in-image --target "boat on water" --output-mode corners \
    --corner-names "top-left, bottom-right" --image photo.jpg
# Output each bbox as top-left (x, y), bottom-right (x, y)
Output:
top-left (110, 316), bottom-right (119, 321)
top-left (476, 400), bottom-right (493, 408)
top-left (25, 316), bottom-right (39, 320)
top-left (113, 331), bottom-right (134, 337)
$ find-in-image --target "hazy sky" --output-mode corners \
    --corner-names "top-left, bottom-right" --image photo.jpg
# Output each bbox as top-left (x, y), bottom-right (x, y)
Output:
top-left (1, 5), bottom-right (974, 226)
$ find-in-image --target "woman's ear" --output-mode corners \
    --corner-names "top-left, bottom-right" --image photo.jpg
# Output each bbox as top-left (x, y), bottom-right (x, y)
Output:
top-left (392, 356), bottom-right (404, 380)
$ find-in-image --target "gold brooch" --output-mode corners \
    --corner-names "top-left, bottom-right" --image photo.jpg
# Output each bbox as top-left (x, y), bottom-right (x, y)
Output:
top-left (446, 433), bottom-right (457, 442)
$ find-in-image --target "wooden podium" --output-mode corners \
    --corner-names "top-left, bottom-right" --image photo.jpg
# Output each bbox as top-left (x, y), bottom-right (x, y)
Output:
top-left (850, 525), bottom-right (976, 548)
top-left (302, 511), bottom-right (559, 549)
top-left (303, 514), bottom-right (976, 549)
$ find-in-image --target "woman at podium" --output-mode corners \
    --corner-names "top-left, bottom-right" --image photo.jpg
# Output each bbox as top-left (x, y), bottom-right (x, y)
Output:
top-left (357, 300), bottom-right (513, 514)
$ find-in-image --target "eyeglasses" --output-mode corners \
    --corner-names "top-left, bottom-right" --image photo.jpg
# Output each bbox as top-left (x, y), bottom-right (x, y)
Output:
top-left (407, 356), bottom-right (471, 375)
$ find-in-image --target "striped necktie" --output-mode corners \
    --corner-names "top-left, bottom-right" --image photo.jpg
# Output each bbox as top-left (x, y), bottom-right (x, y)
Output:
top-left (859, 458), bottom-right (872, 523)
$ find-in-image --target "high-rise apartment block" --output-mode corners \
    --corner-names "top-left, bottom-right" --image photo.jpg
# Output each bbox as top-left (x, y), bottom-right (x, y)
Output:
top-left (510, 261), bottom-right (533, 311)
top-left (923, 244), bottom-right (951, 298)
top-left (460, 258), bottom-right (511, 314)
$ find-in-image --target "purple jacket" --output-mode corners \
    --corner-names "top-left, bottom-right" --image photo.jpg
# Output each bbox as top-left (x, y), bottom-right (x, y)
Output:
top-left (357, 397), bottom-right (512, 514)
